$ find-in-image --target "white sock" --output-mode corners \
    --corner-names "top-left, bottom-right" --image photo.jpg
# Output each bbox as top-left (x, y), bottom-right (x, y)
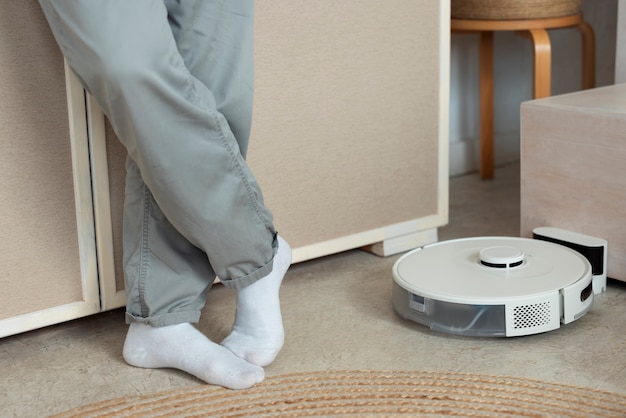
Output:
top-left (221, 235), bottom-right (292, 367)
top-left (123, 322), bottom-right (264, 390)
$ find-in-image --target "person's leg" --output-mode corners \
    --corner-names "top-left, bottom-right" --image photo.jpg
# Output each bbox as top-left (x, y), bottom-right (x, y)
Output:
top-left (164, 0), bottom-right (254, 158)
top-left (40, 0), bottom-right (276, 286)
top-left (120, 159), bottom-right (266, 389)
top-left (222, 235), bottom-right (291, 366)
top-left (165, 0), bottom-right (291, 367)
top-left (122, 156), bottom-right (214, 327)
top-left (38, 0), bottom-right (270, 389)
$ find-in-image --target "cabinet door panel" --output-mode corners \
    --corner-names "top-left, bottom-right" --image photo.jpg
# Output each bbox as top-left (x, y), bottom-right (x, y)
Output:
top-left (0, 1), bottom-right (100, 337)
top-left (248, 1), bottom-right (449, 260)
top-left (91, 1), bottom-right (449, 307)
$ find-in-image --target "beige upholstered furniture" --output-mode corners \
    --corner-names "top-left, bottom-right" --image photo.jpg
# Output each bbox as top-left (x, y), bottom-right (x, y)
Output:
top-left (521, 84), bottom-right (626, 283)
top-left (451, 0), bottom-right (595, 179)
top-left (1, 1), bottom-right (450, 337)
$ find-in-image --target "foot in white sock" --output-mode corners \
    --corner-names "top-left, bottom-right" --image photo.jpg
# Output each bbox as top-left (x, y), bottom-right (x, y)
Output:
top-left (222, 235), bottom-right (292, 367)
top-left (123, 322), bottom-right (264, 390)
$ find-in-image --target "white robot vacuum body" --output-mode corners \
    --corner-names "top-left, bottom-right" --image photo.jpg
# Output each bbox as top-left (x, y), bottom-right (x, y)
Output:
top-left (392, 237), bottom-right (593, 337)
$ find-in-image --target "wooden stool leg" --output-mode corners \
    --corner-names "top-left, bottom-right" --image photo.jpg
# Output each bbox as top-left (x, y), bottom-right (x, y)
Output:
top-left (479, 31), bottom-right (494, 180)
top-left (518, 29), bottom-right (552, 99)
top-left (577, 20), bottom-right (595, 90)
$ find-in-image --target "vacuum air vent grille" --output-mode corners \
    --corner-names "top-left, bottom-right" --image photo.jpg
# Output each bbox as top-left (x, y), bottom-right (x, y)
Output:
top-left (513, 302), bottom-right (551, 329)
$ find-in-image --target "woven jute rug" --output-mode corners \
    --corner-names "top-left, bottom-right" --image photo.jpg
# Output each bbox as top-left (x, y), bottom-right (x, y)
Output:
top-left (52, 370), bottom-right (626, 417)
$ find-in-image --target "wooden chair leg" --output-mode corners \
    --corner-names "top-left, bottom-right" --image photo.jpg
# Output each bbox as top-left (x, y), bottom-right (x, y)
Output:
top-left (479, 31), bottom-right (494, 180)
top-left (577, 20), bottom-right (596, 90)
top-left (518, 29), bottom-right (552, 99)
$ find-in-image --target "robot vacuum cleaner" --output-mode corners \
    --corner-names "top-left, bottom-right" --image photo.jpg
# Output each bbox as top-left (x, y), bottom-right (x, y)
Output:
top-left (392, 237), bottom-right (594, 337)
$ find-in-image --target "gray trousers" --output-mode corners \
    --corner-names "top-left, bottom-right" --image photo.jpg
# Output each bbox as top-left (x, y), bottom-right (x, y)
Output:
top-left (40, 0), bottom-right (278, 327)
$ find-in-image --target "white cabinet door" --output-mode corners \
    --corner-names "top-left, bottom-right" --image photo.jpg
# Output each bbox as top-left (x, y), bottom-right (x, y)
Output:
top-left (248, 1), bottom-right (450, 261)
top-left (90, 0), bottom-right (450, 312)
top-left (0, 2), bottom-right (451, 329)
top-left (0, 2), bottom-right (100, 338)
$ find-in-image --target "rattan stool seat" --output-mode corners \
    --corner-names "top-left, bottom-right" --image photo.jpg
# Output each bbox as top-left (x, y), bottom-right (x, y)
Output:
top-left (452, 0), bottom-right (581, 21)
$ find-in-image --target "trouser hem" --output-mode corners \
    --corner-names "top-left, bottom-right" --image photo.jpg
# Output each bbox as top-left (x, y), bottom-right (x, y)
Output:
top-left (220, 255), bottom-right (274, 290)
top-left (220, 232), bottom-right (278, 290)
top-left (125, 311), bottom-right (201, 327)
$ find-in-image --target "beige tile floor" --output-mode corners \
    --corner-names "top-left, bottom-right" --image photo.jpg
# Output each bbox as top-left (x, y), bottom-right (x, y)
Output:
top-left (3, 163), bottom-right (626, 417)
